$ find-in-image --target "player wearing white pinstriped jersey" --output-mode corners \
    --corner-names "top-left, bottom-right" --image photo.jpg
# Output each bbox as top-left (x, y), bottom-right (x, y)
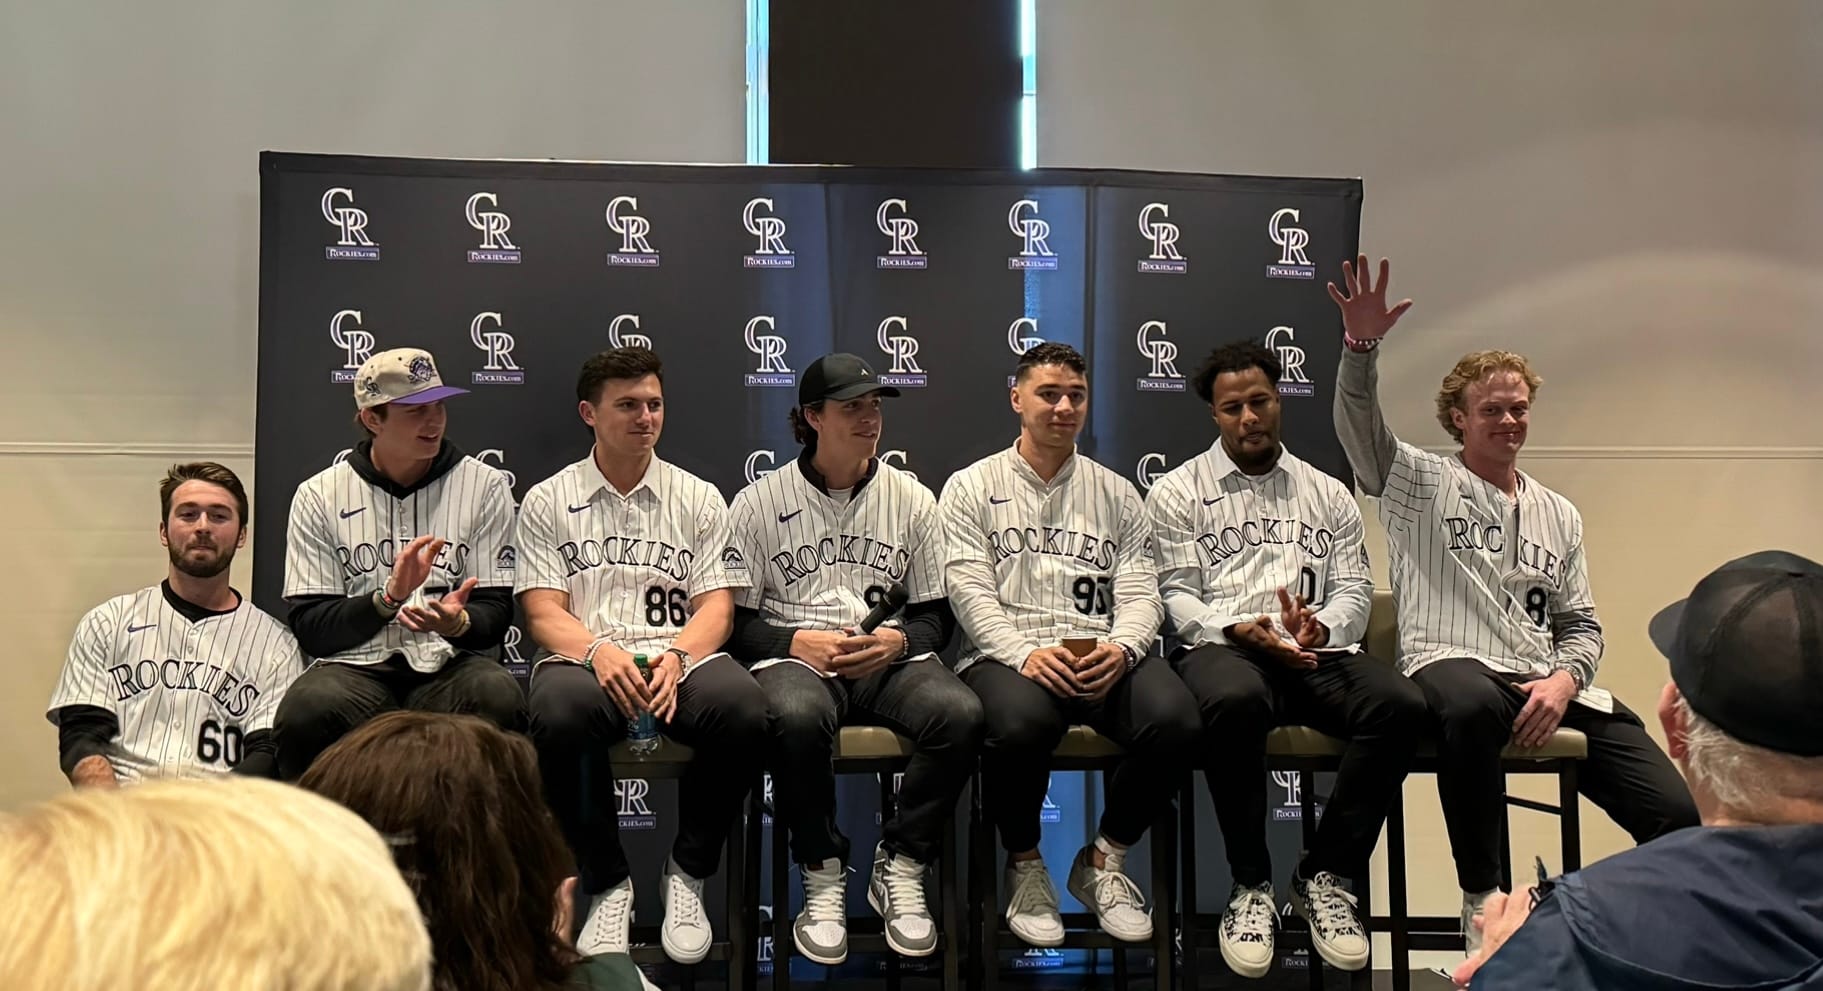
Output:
top-left (1328, 255), bottom-right (1696, 947)
top-left (942, 343), bottom-right (1200, 949)
top-left (49, 462), bottom-right (302, 786)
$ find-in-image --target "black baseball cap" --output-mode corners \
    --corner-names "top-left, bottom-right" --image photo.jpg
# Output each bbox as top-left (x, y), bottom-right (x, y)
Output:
top-left (1648, 550), bottom-right (1823, 757)
top-left (799, 352), bottom-right (901, 407)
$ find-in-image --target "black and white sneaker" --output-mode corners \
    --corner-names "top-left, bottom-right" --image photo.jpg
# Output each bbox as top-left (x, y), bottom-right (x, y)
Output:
top-left (793, 860), bottom-right (848, 965)
top-left (1291, 871), bottom-right (1368, 971)
top-left (1219, 881), bottom-right (1276, 979)
top-left (868, 843), bottom-right (938, 957)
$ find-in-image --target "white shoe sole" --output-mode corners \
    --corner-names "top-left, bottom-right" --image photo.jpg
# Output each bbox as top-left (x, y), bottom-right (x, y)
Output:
top-left (1007, 912), bottom-right (1065, 948)
top-left (1065, 876), bottom-right (1153, 943)
top-left (792, 926), bottom-right (848, 967)
top-left (1292, 898), bottom-right (1368, 971)
top-left (868, 885), bottom-right (938, 957)
top-left (1220, 938), bottom-right (1275, 979)
top-left (662, 927), bottom-right (711, 965)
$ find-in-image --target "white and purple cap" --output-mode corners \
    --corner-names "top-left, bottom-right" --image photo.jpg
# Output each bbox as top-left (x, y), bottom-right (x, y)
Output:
top-left (353, 348), bottom-right (469, 410)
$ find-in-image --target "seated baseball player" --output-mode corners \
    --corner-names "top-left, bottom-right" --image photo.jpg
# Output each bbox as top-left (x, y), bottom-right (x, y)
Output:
top-left (47, 462), bottom-right (304, 785)
top-left (1146, 340), bottom-right (1425, 976)
top-left (1328, 256), bottom-right (1698, 950)
top-left (941, 342), bottom-right (1198, 946)
top-left (516, 347), bottom-right (767, 964)
top-left (273, 347), bottom-right (526, 780)
top-left (726, 352), bottom-right (984, 965)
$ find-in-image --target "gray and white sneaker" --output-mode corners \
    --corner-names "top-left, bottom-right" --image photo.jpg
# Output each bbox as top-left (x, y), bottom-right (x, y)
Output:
top-left (793, 860), bottom-right (849, 965)
top-left (660, 856), bottom-right (712, 964)
top-left (868, 843), bottom-right (938, 957)
top-left (1219, 881), bottom-right (1276, 979)
top-left (1462, 888), bottom-right (1496, 956)
top-left (1291, 871), bottom-right (1368, 971)
top-left (577, 877), bottom-right (634, 956)
top-left (1065, 844), bottom-right (1152, 942)
top-left (1004, 858), bottom-right (1065, 947)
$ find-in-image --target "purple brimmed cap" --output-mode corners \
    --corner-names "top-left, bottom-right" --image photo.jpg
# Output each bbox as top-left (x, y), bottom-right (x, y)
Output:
top-left (353, 348), bottom-right (470, 410)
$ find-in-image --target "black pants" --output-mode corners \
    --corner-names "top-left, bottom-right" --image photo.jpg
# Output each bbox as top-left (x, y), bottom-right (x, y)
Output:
top-left (1413, 657), bottom-right (1700, 893)
top-left (754, 658), bottom-right (984, 866)
top-left (273, 652), bottom-right (528, 781)
top-left (529, 655), bottom-right (767, 894)
top-left (1175, 644), bottom-right (1426, 887)
top-left (962, 656), bottom-right (1200, 853)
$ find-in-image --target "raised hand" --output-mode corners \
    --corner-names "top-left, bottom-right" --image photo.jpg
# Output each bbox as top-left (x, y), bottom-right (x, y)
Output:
top-left (1277, 587), bottom-right (1330, 649)
top-left (385, 535), bottom-right (447, 601)
top-left (1326, 255), bottom-right (1413, 342)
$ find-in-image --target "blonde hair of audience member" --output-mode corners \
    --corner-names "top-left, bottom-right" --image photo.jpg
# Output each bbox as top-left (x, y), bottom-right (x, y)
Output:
top-left (0, 775), bottom-right (431, 991)
top-left (299, 710), bottom-right (586, 991)
top-left (1665, 689), bottom-right (1823, 824)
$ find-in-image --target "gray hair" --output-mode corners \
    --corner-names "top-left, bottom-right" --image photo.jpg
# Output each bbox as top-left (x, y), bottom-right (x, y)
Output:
top-left (1677, 694), bottom-right (1823, 813)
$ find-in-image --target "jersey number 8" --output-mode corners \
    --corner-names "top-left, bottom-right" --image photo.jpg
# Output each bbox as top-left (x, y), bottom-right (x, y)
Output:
top-left (1524, 587), bottom-right (1549, 628)
top-left (645, 586), bottom-right (689, 626)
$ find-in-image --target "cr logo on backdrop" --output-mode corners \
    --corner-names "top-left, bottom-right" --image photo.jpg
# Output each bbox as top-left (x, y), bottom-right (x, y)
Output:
top-left (880, 449), bottom-right (916, 481)
top-left (469, 312), bottom-right (523, 385)
top-left (741, 197), bottom-right (794, 268)
top-left (1135, 452), bottom-right (1169, 492)
top-left (744, 450), bottom-right (778, 485)
top-left (1266, 207), bottom-right (1315, 279)
top-left (614, 779), bottom-right (656, 829)
top-left (1263, 325), bottom-right (1314, 396)
top-left (476, 448), bottom-right (516, 492)
top-left (875, 316), bottom-right (927, 387)
top-left (1006, 199), bottom-right (1058, 270)
top-left (1270, 770), bottom-right (1305, 820)
top-left (604, 195), bottom-right (660, 266)
top-left (328, 309), bottom-right (374, 383)
top-left (742, 316), bottom-right (795, 388)
top-left (607, 314), bottom-right (652, 350)
top-left (1134, 320), bottom-right (1185, 392)
top-left (875, 198), bottom-right (928, 269)
top-left (501, 625), bottom-right (529, 678)
top-left (1006, 317), bottom-right (1044, 386)
top-left (464, 192), bottom-right (520, 264)
top-left (321, 187), bottom-right (378, 260)
top-left (1136, 202), bottom-right (1184, 274)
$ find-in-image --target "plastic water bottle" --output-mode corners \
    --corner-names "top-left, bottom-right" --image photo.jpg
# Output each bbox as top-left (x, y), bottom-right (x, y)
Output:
top-left (627, 653), bottom-right (661, 755)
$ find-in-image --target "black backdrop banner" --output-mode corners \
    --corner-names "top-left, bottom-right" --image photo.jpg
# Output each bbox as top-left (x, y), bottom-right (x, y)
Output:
top-left (257, 152), bottom-right (1362, 984)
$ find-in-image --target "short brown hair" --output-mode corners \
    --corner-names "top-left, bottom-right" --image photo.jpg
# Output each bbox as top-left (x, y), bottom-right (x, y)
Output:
top-left (1014, 342), bottom-right (1086, 383)
top-left (577, 347), bottom-right (664, 405)
top-left (159, 462), bottom-right (249, 526)
top-left (1435, 350), bottom-right (1543, 443)
top-left (300, 712), bottom-right (577, 991)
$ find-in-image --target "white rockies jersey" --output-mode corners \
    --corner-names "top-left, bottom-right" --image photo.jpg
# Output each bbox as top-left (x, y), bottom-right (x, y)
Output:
top-left (47, 583), bottom-right (304, 782)
top-left (940, 444), bottom-right (1162, 673)
top-left (728, 457), bottom-right (945, 669)
top-left (283, 452), bottom-right (517, 672)
top-left (515, 454), bottom-right (750, 660)
top-left (1336, 349), bottom-right (1606, 702)
top-left (1147, 442), bottom-right (1373, 650)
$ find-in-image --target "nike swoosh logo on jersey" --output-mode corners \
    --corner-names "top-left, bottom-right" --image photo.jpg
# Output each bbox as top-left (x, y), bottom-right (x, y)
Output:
top-left (990, 496), bottom-right (1011, 505)
top-left (568, 503), bottom-right (591, 514)
top-left (339, 507), bottom-right (365, 519)
top-left (126, 623), bottom-right (156, 633)
top-left (778, 509), bottom-right (803, 522)
top-left (1203, 496), bottom-right (1225, 505)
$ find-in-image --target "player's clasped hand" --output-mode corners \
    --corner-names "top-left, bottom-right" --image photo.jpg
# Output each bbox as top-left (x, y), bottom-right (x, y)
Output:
top-left (790, 628), bottom-right (850, 674)
top-left (592, 643), bottom-right (654, 720)
top-left (1022, 646), bottom-right (1084, 698)
top-left (398, 576), bottom-right (478, 635)
top-left (829, 627), bottom-right (906, 680)
top-left (1276, 587), bottom-right (1330, 649)
top-left (1228, 616), bottom-right (1319, 670)
top-left (1074, 643), bottom-right (1127, 701)
top-left (646, 651), bottom-right (683, 723)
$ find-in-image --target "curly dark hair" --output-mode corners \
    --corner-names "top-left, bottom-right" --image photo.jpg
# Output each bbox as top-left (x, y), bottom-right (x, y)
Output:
top-left (1191, 339), bottom-right (1281, 404)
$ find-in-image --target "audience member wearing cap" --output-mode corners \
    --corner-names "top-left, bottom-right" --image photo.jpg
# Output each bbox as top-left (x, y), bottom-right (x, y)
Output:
top-left (272, 348), bottom-right (527, 780)
top-left (1458, 550), bottom-right (1823, 990)
top-left (301, 711), bottom-right (652, 991)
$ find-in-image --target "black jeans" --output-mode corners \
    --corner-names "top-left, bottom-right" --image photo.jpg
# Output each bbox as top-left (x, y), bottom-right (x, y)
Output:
top-left (529, 655), bottom-right (768, 894)
top-left (1175, 644), bottom-right (1426, 887)
top-left (962, 656), bottom-right (1200, 853)
top-left (273, 651), bottom-right (528, 781)
top-left (1413, 657), bottom-right (1700, 893)
top-left (754, 658), bottom-right (984, 866)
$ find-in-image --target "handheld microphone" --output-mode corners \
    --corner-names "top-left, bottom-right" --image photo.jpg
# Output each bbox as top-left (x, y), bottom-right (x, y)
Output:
top-left (856, 583), bottom-right (911, 633)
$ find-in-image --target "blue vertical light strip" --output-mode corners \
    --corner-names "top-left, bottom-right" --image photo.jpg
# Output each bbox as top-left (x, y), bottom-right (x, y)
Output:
top-left (1020, 0), bottom-right (1037, 169)
top-left (745, 0), bottom-right (771, 164)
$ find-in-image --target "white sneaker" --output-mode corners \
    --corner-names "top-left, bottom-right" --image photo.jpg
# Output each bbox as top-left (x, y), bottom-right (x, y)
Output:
top-left (660, 857), bottom-right (712, 964)
top-left (793, 860), bottom-right (849, 965)
top-left (1065, 843), bottom-right (1152, 942)
top-left (1004, 858), bottom-right (1064, 947)
top-left (577, 877), bottom-right (634, 956)
top-left (1219, 881), bottom-right (1276, 979)
top-left (1462, 888), bottom-right (1496, 955)
top-left (1292, 871), bottom-right (1368, 971)
top-left (868, 843), bottom-right (938, 957)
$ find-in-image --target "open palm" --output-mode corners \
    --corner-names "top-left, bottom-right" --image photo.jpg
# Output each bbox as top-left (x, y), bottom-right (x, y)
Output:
top-left (1326, 254), bottom-right (1413, 342)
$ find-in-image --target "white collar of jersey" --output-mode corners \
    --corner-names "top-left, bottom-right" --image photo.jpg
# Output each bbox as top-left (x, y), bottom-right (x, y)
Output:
top-left (1004, 439), bottom-right (1079, 488)
top-left (577, 450), bottom-right (667, 504)
top-left (1206, 439), bottom-right (1301, 482)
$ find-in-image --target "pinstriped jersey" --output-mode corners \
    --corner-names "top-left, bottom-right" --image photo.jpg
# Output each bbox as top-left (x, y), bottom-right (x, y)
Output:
top-left (1146, 442), bottom-right (1373, 650)
top-left (727, 458), bottom-right (945, 668)
top-left (46, 584), bottom-right (303, 781)
top-left (1335, 349), bottom-right (1606, 700)
top-left (515, 454), bottom-right (750, 659)
top-left (283, 454), bottom-right (517, 672)
top-left (940, 443), bottom-right (1163, 673)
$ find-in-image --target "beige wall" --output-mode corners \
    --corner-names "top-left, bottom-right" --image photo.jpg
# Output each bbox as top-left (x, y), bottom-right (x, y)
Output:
top-left (0, 0), bottom-right (746, 810)
top-left (1040, 0), bottom-right (1823, 960)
